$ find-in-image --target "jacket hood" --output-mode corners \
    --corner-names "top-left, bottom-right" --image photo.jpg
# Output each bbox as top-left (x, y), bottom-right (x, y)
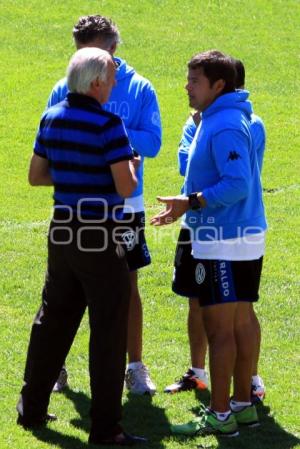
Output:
top-left (203, 90), bottom-right (253, 120)
top-left (113, 57), bottom-right (135, 81)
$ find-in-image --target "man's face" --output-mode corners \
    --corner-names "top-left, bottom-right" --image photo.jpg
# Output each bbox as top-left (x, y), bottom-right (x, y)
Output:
top-left (185, 67), bottom-right (222, 112)
top-left (98, 59), bottom-right (116, 104)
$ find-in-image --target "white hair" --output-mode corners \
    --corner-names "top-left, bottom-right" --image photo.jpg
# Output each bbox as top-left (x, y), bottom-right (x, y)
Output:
top-left (67, 47), bottom-right (111, 94)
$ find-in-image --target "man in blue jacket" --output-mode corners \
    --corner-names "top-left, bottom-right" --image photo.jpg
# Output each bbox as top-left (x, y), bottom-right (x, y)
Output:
top-left (151, 51), bottom-right (267, 437)
top-left (165, 59), bottom-right (266, 404)
top-left (48, 15), bottom-right (161, 395)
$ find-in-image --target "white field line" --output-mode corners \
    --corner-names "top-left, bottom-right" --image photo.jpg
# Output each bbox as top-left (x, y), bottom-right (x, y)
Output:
top-left (0, 221), bottom-right (49, 231)
top-left (0, 183), bottom-right (299, 231)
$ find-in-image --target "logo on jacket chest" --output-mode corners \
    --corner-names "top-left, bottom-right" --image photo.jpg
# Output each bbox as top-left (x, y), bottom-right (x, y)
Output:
top-left (227, 151), bottom-right (241, 161)
top-left (105, 101), bottom-right (130, 120)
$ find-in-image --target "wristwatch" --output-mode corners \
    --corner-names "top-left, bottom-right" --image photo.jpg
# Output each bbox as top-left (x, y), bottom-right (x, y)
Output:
top-left (188, 192), bottom-right (202, 210)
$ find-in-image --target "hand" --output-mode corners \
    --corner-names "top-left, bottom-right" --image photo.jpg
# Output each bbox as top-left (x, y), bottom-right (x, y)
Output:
top-left (150, 195), bottom-right (189, 226)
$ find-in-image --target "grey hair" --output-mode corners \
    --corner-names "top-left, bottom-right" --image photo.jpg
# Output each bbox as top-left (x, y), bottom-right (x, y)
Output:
top-left (67, 47), bottom-right (111, 94)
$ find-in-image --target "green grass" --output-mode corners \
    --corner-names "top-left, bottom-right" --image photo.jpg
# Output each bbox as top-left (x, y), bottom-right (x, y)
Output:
top-left (0, 0), bottom-right (299, 448)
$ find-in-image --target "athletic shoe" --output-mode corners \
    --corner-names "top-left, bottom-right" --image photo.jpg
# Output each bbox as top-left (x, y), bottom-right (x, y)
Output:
top-left (164, 368), bottom-right (208, 393)
top-left (232, 404), bottom-right (259, 427)
top-left (171, 408), bottom-right (239, 437)
top-left (251, 375), bottom-right (265, 404)
top-left (52, 367), bottom-right (68, 393)
top-left (125, 364), bottom-right (156, 395)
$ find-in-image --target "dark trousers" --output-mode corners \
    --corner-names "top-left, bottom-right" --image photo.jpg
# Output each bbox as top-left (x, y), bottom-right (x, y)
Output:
top-left (20, 218), bottom-right (130, 440)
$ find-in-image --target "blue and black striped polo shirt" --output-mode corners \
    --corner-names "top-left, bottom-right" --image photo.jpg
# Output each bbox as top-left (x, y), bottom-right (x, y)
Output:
top-left (34, 93), bottom-right (133, 220)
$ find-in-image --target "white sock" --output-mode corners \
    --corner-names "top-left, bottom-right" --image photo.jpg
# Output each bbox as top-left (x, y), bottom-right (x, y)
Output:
top-left (191, 367), bottom-right (206, 378)
top-left (252, 375), bottom-right (263, 386)
top-left (127, 361), bottom-right (143, 370)
top-left (213, 410), bottom-right (231, 421)
top-left (230, 399), bottom-right (252, 412)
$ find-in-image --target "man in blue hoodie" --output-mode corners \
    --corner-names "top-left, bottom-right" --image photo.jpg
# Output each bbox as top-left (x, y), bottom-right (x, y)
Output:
top-left (48, 15), bottom-right (161, 395)
top-left (164, 58), bottom-right (266, 404)
top-left (178, 59), bottom-right (266, 177)
top-left (151, 51), bottom-right (267, 437)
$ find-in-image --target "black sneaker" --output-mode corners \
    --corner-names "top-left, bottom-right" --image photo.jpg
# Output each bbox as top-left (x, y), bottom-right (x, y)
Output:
top-left (164, 368), bottom-right (208, 393)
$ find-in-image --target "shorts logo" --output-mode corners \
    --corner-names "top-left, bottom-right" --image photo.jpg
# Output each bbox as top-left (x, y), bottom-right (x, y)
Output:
top-left (122, 230), bottom-right (136, 251)
top-left (219, 261), bottom-right (230, 297)
top-left (195, 263), bottom-right (206, 285)
top-left (142, 243), bottom-right (150, 259)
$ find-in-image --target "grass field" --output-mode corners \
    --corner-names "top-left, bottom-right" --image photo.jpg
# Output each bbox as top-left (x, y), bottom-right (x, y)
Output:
top-left (0, 0), bottom-right (299, 448)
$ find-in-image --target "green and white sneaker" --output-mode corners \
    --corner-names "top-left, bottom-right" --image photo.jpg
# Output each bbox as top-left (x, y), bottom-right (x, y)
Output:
top-left (171, 408), bottom-right (239, 437)
top-left (232, 404), bottom-right (259, 427)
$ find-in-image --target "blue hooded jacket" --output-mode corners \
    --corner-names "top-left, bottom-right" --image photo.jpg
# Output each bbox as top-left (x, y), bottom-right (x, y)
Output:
top-left (183, 90), bottom-right (267, 240)
top-left (178, 108), bottom-right (266, 176)
top-left (47, 57), bottom-right (162, 208)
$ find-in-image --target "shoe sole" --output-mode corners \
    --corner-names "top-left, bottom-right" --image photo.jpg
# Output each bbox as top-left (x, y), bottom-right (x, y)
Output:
top-left (127, 390), bottom-right (156, 396)
top-left (164, 386), bottom-right (207, 394)
top-left (164, 378), bottom-right (208, 394)
top-left (248, 422), bottom-right (260, 428)
top-left (172, 426), bottom-right (239, 437)
top-left (195, 428), bottom-right (239, 438)
top-left (241, 422), bottom-right (260, 428)
top-left (220, 430), bottom-right (240, 437)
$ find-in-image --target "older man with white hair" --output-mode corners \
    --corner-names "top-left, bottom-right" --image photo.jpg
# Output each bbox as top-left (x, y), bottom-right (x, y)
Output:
top-left (17, 47), bottom-right (146, 446)
top-left (49, 15), bottom-right (161, 396)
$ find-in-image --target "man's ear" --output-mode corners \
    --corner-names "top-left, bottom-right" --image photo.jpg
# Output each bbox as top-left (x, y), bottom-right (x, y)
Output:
top-left (91, 77), bottom-right (102, 89)
top-left (214, 79), bottom-right (226, 95)
top-left (109, 42), bottom-right (117, 55)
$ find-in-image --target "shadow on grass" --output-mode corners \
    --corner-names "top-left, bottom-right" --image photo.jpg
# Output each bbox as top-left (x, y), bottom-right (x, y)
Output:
top-left (32, 427), bottom-right (89, 449)
top-left (122, 392), bottom-right (170, 448)
top-left (172, 398), bottom-right (300, 449)
top-left (32, 387), bottom-right (170, 449)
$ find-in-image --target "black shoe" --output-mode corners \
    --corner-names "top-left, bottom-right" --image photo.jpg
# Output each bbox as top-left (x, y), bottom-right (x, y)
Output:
top-left (17, 413), bottom-right (57, 429)
top-left (89, 431), bottom-right (147, 446)
top-left (164, 368), bottom-right (208, 393)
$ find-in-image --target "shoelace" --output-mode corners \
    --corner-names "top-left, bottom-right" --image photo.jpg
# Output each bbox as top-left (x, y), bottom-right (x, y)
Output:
top-left (198, 408), bottom-right (235, 434)
top-left (198, 404), bottom-right (208, 418)
top-left (187, 404), bottom-right (207, 425)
